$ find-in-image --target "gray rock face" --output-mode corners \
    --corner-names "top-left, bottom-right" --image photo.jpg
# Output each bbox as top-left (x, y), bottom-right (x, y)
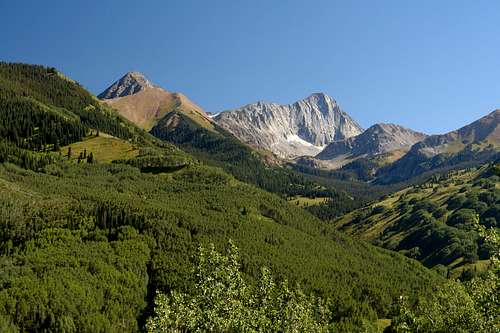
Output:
top-left (214, 93), bottom-right (363, 158)
top-left (98, 71), bottom-right (155, 99)
top-left (317, 123), bottom-right (427, 160)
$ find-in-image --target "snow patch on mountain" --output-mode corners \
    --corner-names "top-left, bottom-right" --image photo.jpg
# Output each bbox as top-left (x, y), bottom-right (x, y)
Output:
top-left (214, 93), bottom-right (363, 158)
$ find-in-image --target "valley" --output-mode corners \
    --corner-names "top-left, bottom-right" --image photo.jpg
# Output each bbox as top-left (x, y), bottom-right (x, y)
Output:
top-left (0, 61), bottom-right (498, 332)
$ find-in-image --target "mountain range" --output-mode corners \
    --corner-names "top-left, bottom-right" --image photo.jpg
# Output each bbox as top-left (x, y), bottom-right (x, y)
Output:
top-left (1, 61), bottom-right (499, 332)
top-left (98, 72), bottom-right (500, 184)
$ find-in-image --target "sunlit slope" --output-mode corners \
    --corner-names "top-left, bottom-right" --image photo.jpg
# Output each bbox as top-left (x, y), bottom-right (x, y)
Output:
top-left (103, 87), bottom-right (215, 132)
top-left (334, 163), bottom-right (499, 278)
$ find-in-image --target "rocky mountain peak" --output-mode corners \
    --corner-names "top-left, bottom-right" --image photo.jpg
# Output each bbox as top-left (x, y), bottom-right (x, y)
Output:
top-left (99, 72), bottom-right (214, 132)
top-left (368, 123), bottom-right (422, 135)
top-left (214, 93), bottom-right (363, 158)
top-left (303, 92), bottom-right (331, 102)
top-left (98, 71), bottom-right (156, 99)
top-left (296, 93), bottom-right (338, 116)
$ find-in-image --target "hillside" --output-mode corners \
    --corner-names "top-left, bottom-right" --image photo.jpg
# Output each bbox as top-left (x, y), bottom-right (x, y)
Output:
top-left (0, 62), bottom-right (443, 331)
top-left (61, 134), bottom-right (140, 163)
top-left (334, 163), bottom-right (500, 279)
top-left (0, 155), bottom-right (442, 331)
top-left (0, 62), bottom-right (188, 160)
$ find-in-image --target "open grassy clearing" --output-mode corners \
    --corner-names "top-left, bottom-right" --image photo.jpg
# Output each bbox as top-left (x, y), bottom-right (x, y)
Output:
top-left (289, 195), bottom-right (330, 207)
top-left (61, 134), bottom-right (139, 163)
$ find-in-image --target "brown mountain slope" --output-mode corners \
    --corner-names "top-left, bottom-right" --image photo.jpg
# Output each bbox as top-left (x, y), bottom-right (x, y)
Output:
top-left (102, 84), bottom-right (214, 132)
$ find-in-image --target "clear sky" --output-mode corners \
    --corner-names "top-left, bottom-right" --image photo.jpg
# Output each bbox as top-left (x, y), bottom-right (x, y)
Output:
top-left (2, 0), bottom-right (500, 134)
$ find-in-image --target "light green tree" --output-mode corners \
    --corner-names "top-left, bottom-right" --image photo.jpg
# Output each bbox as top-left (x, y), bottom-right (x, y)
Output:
top-left (391, 219), bottom-right (500, 332)
top-left (146, 241), bottom-right (331, 333)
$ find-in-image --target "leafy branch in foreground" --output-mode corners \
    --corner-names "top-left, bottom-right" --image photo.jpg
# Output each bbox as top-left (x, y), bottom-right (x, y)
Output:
top-left (390, 217), bottom-right (500, 332)
top-left (147, 241), bottom-right (339, 333)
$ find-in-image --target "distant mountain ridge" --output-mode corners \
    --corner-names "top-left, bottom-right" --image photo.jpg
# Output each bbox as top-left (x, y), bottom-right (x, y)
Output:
top-left (317, 123), bottom-right (427, 161)
top-left (377, 109), bottom-right (500, 183)
top-left (214, 93), bottom-right (363, 158)
top-left (408, 109), bottom-right (499, 157)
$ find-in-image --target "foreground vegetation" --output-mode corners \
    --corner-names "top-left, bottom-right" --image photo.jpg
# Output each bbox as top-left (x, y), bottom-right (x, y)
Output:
top-left (390, 221), bottom-right (499, 332)
top-left (147, 242), bottom-right (335, 332)
top-left (146, 223), bottom-right (500, 332)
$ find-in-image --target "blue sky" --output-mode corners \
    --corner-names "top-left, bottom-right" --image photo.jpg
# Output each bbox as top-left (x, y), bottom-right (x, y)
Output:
top-left (2, 0), bottom-right (500, 134)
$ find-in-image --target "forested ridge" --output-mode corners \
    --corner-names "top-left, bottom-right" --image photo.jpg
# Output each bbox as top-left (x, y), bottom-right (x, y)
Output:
top-left (0, 158), bottom-right (444, 332)
top-left (0, 62), bottom-right (447, 332)
top-left (0, 63), bottom-right (135, 144)
top-left (335, 163), bottom-right (500, 282)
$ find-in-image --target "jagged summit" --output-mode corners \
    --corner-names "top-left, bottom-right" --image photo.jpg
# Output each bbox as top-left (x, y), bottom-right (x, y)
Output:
top-left (214, 93), bottom-right (363, 158)
top-left (302, 92), bottom-right (331, 102)
top-left (98, 71), bottom-right (156, 99)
